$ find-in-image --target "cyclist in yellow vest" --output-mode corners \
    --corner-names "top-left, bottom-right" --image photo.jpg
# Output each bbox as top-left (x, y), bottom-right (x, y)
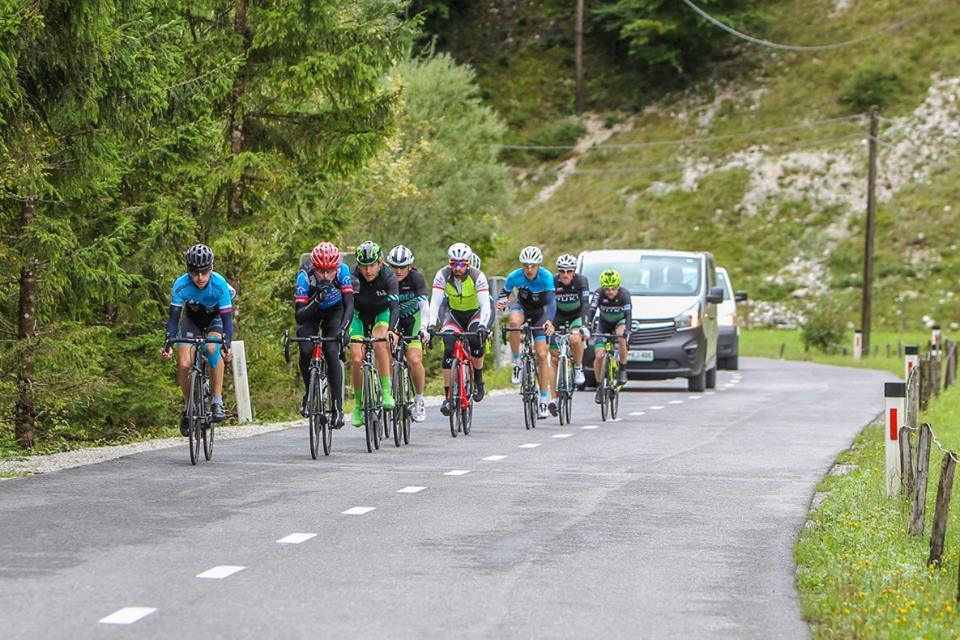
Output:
top-left (427, 242), bottom-right (491, 417)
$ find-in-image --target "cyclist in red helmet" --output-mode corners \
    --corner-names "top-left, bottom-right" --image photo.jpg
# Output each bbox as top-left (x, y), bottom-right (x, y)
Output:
top-left (293, 242), bottom-right (354, 428)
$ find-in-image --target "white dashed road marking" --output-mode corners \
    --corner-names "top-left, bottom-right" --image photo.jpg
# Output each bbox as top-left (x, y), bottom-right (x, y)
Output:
top-left (196, 566), bottom-right (246, 580)
top-left (649, 406), bottom-right (665, 410)
top-left (99, 607), bottom-right (156, 625)
top-left (277, 533), bottom-right (316, 544)
top-left (688, 395), bottom-right (702, 400)
top-left (519, 443), bottom-right (542, 448)
top-left (397, 486), bottom-right (427, 493)
top-left (669, 400), bottom-right (683, 404)
top-left (581, 425), bottom-right (598, 430)
top-left (444, 470), bottom-right (471, 476)
top-left (705, 391), bottom-right (716, 395)
top-left (342, 506), bottom-right (376, 515)
top-left (482, 455), bottom-right (507, 461)
top-left (552, 434), bottom-right (573, 439)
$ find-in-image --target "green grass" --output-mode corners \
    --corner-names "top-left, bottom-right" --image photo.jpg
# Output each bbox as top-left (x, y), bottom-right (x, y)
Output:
top-left (796, 381), bottom-right (960, 638)
top-left (740, 328), bottom-right (931, 377)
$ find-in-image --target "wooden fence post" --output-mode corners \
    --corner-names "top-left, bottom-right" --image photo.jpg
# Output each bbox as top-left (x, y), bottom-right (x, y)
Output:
top-left (910, 423), bottom-right (933, 536)
top-left (928, 452), bottom-right (957, 567)
top-left (900, 426), bottom-right (915, 496)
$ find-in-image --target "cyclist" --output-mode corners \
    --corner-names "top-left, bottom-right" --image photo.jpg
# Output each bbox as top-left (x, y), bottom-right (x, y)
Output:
top-left (589, 269), bottom-right (632, 402)
top-left (385, 244), bottom-right (429, 422)
top-left (427, 242), bottom-right (491, 416)
top-left (161, 243), bottom-right (234, 435)
top-left (294, 242), bottom-right (353, 429)
top-left (497, 245), bottom-right (556, 419)
top-left (349, 241), bottom-right (400, 428)
top-left (551, 253), bottom-right (590, 387)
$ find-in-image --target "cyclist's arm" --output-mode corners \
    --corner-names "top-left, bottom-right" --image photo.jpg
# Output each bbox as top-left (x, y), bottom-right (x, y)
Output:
top-left (386, 274), bottom-right (400, 332)
top-left (587, 290), bottom-right (600, 330)
top-left (621, 292), bottom-right (632, 339)
top-left (339, 290), bottom-right (354, 335)
top-left (578, 278), bottom-right (591, 326)
top-left (417, 296), bottom-right (430, 328)
top-left (476, 271), bottom-right (491, 326)
top-left (543, 289), bottom-right (557, 324)
top-left (164, 304), bottom-right (181, 343)
top-left (220, 310), bottom-right (234, 348)
top-left (428, 270), bottom-right (446, 328)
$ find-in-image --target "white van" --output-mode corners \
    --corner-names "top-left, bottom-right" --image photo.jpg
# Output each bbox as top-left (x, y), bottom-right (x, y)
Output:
top-left (716, 266), bottom-right (747, 371)
top-left (579, 249), bottom-right (723, 392)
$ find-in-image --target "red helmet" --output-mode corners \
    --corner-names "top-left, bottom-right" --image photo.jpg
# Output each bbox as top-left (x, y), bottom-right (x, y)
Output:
top-left (311, 242), bottom-right (341, 269)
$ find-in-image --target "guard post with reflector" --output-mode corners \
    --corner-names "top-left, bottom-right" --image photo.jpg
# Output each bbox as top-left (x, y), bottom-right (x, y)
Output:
top-left (885, 382), bottom-right (905, 496)
top-left (932, 324), bottom-right (942, 356)
top-left (853, 329), bottom-right (863, 361)
top-left (905, 344), bottom-right (919, 382)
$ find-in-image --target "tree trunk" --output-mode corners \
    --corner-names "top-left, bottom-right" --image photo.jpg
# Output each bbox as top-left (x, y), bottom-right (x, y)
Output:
top-left (15, 195), bottom-right (38, 448)
top-left (575, 0), bottom-right (585, 114)
top-left (229, 0), bottom-right (248, 218)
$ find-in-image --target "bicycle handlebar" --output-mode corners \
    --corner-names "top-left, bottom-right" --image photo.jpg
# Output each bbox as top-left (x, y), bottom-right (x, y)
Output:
top-left (165, 335), bottom-right (225, 350)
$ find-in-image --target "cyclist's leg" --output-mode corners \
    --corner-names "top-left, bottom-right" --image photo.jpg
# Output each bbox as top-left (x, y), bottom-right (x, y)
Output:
top-left (530, 310), bottom-right (551, 394)
top-left (319, 309), bottom-right (343, 413)
top-left (568, 319), bottom-right (585, 367)
top-left (439, 310), bottom-right (464, 415)
top-left (465, 313), bottom-right (486, 400)
top-left (198, 313), bottom-right (225, 400)
top-left (175, 310), bottom-right (203, 400)
top-left (369, 309), bottom-right (393, 408)
top-left (593, 320), bottom-right (614, 384)
top-left (296, 318), bottom-right (321, 394)
top-left (507, 304), bottom-right (525, 358)
top-left (349, 311), bottom-right (368, 425)
top-left (548, 319), bottom-right (567, 399)
top-left (615, 320), bottom-right (629, 384)
top-left (400, 314), bottom-right (425, 396)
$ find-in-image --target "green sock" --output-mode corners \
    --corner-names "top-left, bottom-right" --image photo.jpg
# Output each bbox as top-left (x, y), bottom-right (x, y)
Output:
top-left (380, 375), bottom-right (391, 390)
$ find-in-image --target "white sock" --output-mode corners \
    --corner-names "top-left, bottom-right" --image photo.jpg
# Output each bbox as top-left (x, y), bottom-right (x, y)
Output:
top-left (415, 394), bottom-right (424, 402)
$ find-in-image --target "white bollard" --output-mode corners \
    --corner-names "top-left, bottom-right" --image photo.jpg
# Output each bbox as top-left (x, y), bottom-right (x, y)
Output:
top-left (853, 330), bottom-right (863, 361)
top-left (885, 382), bottom-right (905, 497)
top-left (905, 344), bottom-right (919, 381)
top-left (932, 324), bottom-right (942, 356)
top-left (231, 340), bottom-right (253, 423)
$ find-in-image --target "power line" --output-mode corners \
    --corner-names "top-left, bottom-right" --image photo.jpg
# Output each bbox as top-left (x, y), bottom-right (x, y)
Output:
top-left (678, 0), bottom-right (936, 52)
top-left (497, 114), bottom-right (864, 151)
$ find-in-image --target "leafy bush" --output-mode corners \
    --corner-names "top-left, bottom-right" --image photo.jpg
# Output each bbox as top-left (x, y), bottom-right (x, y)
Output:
top-left (839, 58), bottom-right (908, 112)
top-left (527, 116), bottom-right (587, 160)
top-left (801, 297), bottom-right (848, 353)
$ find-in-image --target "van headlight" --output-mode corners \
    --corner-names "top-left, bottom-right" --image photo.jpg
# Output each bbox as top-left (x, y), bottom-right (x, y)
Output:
top-left (675, 304), bottom-right (701, 331)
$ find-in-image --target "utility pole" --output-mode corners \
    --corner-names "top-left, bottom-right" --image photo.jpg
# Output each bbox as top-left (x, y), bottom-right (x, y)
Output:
top-left (575, 0), bottom-right (585, 113)
top-left (860, 106), bottom-right (879, 356)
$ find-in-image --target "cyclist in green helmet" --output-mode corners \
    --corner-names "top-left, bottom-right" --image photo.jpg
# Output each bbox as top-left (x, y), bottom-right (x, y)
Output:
top-left (589, 268), bottom-right (632, 399)
top-left (349, 241), bottom-right (400, 427)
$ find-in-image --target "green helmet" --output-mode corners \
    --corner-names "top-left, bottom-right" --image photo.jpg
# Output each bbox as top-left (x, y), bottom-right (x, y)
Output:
top-left (599, 269), bottom-right (621, 288)
top-left (355, 240), bottom-right (382, 265)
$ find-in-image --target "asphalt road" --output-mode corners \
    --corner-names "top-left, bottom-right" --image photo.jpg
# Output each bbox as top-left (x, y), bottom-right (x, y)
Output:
top-left (0, 357), bottom-right (893, 639)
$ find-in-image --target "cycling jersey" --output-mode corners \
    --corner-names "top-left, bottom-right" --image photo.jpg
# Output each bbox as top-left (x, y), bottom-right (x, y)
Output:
top-left (351, 265), bottom-right (399, 330)
top-left (429, 266), bottom-right (491, 328)
top-left (555, 273), bottom-right (590, 324)
top-left (499, 267), bottom-right (556, 320)
top-left (589, 286), bottom-right (633, 328)
top-left (295, 262), bottom-right (353, 309)
top-left (166, 271), bottom-right (235, 344)
top-left (397, 268), bottom-right (428, 319)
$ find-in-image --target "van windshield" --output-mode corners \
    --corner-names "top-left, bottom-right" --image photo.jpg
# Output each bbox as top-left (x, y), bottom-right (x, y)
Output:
top-left (582, 255), bottom-right (702, 297)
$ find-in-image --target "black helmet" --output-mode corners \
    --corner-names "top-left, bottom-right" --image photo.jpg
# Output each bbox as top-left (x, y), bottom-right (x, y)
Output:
top-left (355, 240), bottom-right (382, 266)
top-left (185, 243), bottom-right (214, 270)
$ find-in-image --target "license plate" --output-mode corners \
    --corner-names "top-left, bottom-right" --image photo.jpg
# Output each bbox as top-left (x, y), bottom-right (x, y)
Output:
top-left (628, 349), bottom-right (654, 362)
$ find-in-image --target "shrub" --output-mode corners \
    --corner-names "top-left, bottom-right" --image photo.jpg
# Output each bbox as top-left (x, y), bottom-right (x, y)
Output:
top-left (527, 116), bottom-right (587, 160)
top-left (839, 58), bottom-right (907, 112)
top-left (801, 297), bottom-right (847, 353)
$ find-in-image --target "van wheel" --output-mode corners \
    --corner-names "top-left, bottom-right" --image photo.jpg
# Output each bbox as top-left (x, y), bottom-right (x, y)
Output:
top-left (706, 366), bottom-right (717, 389)
top-left (725, 356), bottom-right (739, 371)
top-left (687, 369), bottom-right (706, 392)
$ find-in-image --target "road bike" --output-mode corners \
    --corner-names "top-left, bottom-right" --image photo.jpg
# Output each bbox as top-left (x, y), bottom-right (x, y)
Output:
top-left (391, 335), bottom-right (416, 447)
top-left (553, 331), bottom-right (576, 425)
top-left (166, 334), bottom-right (223, 465)
top-left (505, 325), bottom-right (542, 430)
top-left (444, 331), bottom-right (481, 438)
top-left (351, 337), bottom-right (389, 453)
top-left (593, 333), bottom-right (622, 422)
top-left (284, 331), bottom-right (342, 459)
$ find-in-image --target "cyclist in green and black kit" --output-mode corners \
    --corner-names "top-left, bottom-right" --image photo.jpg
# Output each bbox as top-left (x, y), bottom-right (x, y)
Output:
top-left (589, 269), bottom-right (632, 400)
top-left (386, 244), bottom-right (429, 422)
top-left (349, 241), bottom-right (400, 427)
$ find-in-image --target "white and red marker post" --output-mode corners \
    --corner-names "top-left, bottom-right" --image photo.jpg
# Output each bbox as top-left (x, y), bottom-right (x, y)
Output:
top-left (885, 382), bottom-right (906, 496)
top-left (905, 344), bottom-right (920, 382)
top-left (853, 329), bottom-right (863, 361)
top-left (932, 324), bottom-right (942, 357)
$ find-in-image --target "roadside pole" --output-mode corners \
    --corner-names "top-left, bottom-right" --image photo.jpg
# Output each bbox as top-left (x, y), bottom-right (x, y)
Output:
top-left (932, 324), bottom-right (942, 356)
top-left (232, 340), bottom-right (253, 422)
top-left (860, 106), bottom-right (879, 356)
top-left (885, 382), bottom-right (905, 496)
top-left (853, 329), bottom-right (863, 361)
top-left (905, 344), bottom-right (920, 381)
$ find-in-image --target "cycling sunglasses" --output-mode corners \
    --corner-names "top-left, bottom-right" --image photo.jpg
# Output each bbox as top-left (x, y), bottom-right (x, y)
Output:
top-left (188, 267), bottom-right (212, 276)
top-left (557, 269), bottom-right (576, 274)
top-left (449, 260), bottom-right (469, 268)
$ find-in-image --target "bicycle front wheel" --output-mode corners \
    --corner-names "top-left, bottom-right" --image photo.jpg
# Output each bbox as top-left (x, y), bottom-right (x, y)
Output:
top-left (308, 371), bottom-right (321, 460)
top-left (392, 363), bottom-right (403, 448)
top-left (202, 416), bottom-right (214, 461)
top-left (402, 369), bottom-right (412, 445)
top-left (449, 367), bottom-right (460, 438)
top-left (320, 374), bottom-right (333, 456)
top-left (461, 365), bottom-right (473, 436)
top-left (188, 371), bottom-right (202, 465)
top-left (363, 370), bottom-right (376, 453)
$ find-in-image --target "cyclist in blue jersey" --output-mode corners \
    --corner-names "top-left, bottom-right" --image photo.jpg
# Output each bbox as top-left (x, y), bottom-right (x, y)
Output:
top-left (497, 245), bottom-right (556, 419)
top-left (161, 244), bottom-right (234, 434)
top-left (294, 242), bottom-right (353, 428)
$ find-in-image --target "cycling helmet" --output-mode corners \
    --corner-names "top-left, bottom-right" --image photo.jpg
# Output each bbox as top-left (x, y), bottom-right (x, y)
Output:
top-left (355, 240), bottom-right (382, 266)
top-left (468, 252), bottom-right (482, 270)
top-left (185, 243), bottom-right (214, 270)
top-left (518, 245), bottom-right (543, 265)
top-left (386, 244), bottom-right (415, 268)
top-left (556, 254), bottom-right (577, 270)
top-left (599, 269), bottom-right (621, 288)
top-left (311, 242), bottom-right (341, 269)
top-left (448, 242), bottom-right (472, 262)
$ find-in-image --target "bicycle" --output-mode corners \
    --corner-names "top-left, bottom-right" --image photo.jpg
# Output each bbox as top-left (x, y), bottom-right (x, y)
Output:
top-left (505, 325), bottom-right (543, 430)
top-left (593, 333), bottom-right (623, 422)
top-left (351, 337), bottom-right (388, 453)
top-left (165, 334), bottom-right (223, 465)
top-left (442, 331), bottom-right (481, 438)
top-left (553, 331), bottom-right (576, 425)
top-left (283, 331), bottom-right (342, 459)
top-left (391, 335), bottom-right (416, 447)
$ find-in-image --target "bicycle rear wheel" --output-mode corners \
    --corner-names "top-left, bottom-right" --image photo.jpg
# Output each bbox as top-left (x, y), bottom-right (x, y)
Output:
top-left (320, 374), bottom-right (333, 456)
top-left (188, 371), bottom-right (202, 465)
top-left (202, 416), bottom-right (214, 461)
top-left (308, 371), bottom-right (321, 460)
top-left (402, 369), bottom-right (412, 445)
top-left (449, 365), bottom-right (460, 438)
top-left (392, 363), bottom-right (403, 447)
top-left (523, 355), bottom-right (537, 430)
top-left (363, 371), bottom-right (376, 453)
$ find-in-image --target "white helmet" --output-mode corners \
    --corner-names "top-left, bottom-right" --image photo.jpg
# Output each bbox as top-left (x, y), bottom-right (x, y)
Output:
top-left (556, 254), bottom-right (577, 270)
top-left (448, 242), bottom-right (472, 262)
top-left (468, 252), bottom-right (481, 270)
top-left (518, 245), bottom-right (543, 265)
top-left (386, 244), bottom-right (415, 268)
